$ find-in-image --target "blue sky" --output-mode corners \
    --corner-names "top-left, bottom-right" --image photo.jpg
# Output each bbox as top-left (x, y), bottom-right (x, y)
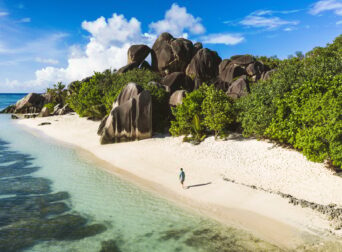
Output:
top-left (0, 0), bottom-right (341, 92)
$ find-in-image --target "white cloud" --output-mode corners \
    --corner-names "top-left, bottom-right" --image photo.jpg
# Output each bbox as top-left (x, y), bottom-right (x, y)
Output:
top-left (35, 57), bottom-right (59, 65)
top-left (240, 14), bottom-right (299, 29)
top-left (310, 0), bottom-right (342, 15)
top-left (2, 4), bottom-right (240, 92)
top-left (149, 3), bottom-right (205, 37)
top-left (201, 33), bottom-right (244, 45)
top-left (0, 11), bottom-right (9, 17)
top-left (30, 13), bottom-right (154, 88)
top-left (337, 20), bottom-right (342, 24)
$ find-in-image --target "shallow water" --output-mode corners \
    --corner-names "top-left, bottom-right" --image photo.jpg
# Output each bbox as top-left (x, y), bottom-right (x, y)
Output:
top-left (0, 94), bottom-right (283, 251)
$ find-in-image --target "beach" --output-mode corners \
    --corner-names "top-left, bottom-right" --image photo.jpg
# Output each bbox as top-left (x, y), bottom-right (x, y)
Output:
top-left (17, 113), bottom-right (342, 250)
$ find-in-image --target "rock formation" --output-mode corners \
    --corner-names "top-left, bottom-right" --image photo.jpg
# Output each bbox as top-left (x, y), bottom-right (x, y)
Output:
top-left (151, 33), bottom-right (194, 74)
top-left (161, 72), bottom-right (194, 93)
top-left (186, 48), bottom-right (222, 88)
top-left (98, 83), bottom-right (152, 144)
top-left (226, 76), bottom-right (250, 99)
top-left (127, 45), bottom-right (151, 65)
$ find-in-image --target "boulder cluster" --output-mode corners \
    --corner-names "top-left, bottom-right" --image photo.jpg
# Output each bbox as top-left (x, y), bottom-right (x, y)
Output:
top-left (118, 32), bottom-right (275, 102)
top-left (1, 32), bottom-right (276, 144)
top-left (1, 92), bottom-right (71, 118)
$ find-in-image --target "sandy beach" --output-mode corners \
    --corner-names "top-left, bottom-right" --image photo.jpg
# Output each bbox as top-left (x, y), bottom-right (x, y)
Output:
top-left (16, 113), bottom-right (342, 250)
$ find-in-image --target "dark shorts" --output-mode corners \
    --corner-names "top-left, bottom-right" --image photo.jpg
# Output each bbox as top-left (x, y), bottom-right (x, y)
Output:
top-left (180, 179), bottom-right (185, 184)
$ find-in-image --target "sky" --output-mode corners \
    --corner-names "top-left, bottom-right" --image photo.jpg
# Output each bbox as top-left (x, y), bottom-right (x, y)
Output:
top-left (0, 0), bottom-right (341, 93)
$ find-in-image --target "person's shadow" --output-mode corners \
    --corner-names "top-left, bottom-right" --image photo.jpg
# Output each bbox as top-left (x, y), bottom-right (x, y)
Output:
top-left (186, 182), bottom-right (212, 189)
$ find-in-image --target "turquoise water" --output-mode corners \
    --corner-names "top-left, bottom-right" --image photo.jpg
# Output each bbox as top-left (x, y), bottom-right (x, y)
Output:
top-left (0, 95), bottom-right (280, 252)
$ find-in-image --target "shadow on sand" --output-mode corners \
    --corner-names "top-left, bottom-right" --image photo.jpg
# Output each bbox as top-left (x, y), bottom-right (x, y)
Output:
top-left (186, 182), bottom-right (212, 189)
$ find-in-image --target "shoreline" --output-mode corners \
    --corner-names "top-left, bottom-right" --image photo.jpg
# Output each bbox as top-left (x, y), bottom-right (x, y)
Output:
top-left (15, 113), bottom-right (342, 250)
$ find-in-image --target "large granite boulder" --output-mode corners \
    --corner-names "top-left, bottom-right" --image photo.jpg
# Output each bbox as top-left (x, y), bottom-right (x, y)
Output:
top-left (127, 45), bottom-right (151, 65)
top-left (169, 90), bottom-right (187, 107)
top-left (116, 83), bottom-right (144, 106)
top-left (161, 72), bottom-right (194, 93)
top-left (231, 55), bottom-right (255, 66)
top-left (186, 48), bottom-right (221, 88)
top-left (226, 76), bottom-right (250, 99)
top-left (151, 33), bottom-right (194, 74)
top-left (246, 61), bottom-right (264, 78)
top-left (38, 107), bottom-right (50, 117)
top-left (219, 61), bottom-right (246, 84)
top-left (12, 93), bottom-right (46, 114)
top-left (56, 104), bottom-right (72, 116)
top-left (99, 90), bottom-right (152, 144)
top-left (261, 69), bottom-right (277, 81)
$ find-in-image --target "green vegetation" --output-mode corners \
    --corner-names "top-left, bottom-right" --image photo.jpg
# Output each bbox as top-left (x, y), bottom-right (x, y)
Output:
top-left (170, 85), bottom-right (236, 142)
top-left (45, 82), bottom-right (68, 107)
top-left (66, 68), bottom-right (168, 131)
top-left (63, 35), bottom-right (341, 169)
top-left (237, 35), bottom-right (342, 169)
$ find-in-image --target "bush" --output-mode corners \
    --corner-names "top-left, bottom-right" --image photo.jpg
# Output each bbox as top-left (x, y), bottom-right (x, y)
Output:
top-left (67, 69), bottom-right (167, 131)
top-left (202, 85), bottom-right (236, 138)
top-left (170, 84), bottom-right (237, 142)
top-left (43, 103), bottom-right (55, 113)
top-left (170, 85), bottom-right (207, 141)
top-left (237, 35), bottom-right (342, 169)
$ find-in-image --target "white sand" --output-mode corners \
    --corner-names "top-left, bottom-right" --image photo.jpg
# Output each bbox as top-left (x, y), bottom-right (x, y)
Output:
top-left (17, 113), bottom-right (342, 249)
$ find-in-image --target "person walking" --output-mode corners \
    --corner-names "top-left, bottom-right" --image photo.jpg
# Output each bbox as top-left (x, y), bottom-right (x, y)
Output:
top-left (179, 168), bottom-right (185, 189)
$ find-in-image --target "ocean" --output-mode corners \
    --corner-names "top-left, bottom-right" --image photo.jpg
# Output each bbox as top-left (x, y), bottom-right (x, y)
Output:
top-left (0, 94), bottom-right (279, 252)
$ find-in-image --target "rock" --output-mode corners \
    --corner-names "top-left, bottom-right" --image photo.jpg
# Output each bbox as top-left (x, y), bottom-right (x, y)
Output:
top-left (42, 93), bottom-right (53, 104)
top-left (127, 44), bottom-right (151, 65)
top-left (11, 114), bottom-right (19, 119)
top-left (219, 61), bottom-right (246, 84)
top-left (98, 83), bottom-right (144, 136)
top-left (117, 61), bottom-right (140, 74)
top-left (169, 90), bottom-right (187, 106)
top-left (38, 107), bottom-right (50, 117)
top-left (193, 42), bottom-right (203, 55)
top-left (246, 61), bottom-right (264, 77)
top-left (151, 33), bottom-right (194, 74)
top-left (13, 93), bottom-right (45, 114)
top-left (99, 89), bottom-right (152, 144)
top-left (24, 114), bottom-right (38, 119)
top-left (186, 48), bottom-right (221, 88)
top-left (261, 69), bottom-right (276, 81)
top-left (231, 55), bottom-right (255, 65)
top-left (161, 72), bottom-right (194, 93)
top-left (57, 104), bottom-right (72, 115)
top-left (38, 122), bottom-right (51, 126)
top-left (226, 76), bottom-right (250, 99)
top-left (117, 82), bottom-right (144, 106)
top-left (53, 104), bottom-right (62, 115)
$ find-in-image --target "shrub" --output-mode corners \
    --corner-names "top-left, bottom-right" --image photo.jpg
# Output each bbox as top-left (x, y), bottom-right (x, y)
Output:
top-left (170, 85), bottom-right (207, 140)
top-left (67, 68), bottom-right (167, 129)
top-left (170, 84), bottom-right (237, 142)
top-left (202, 85), bottom-right (236, 138)
top-left (43, 103), bottom-right (55, 113)
top-left (237, 35), bottom-right (342, 169)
